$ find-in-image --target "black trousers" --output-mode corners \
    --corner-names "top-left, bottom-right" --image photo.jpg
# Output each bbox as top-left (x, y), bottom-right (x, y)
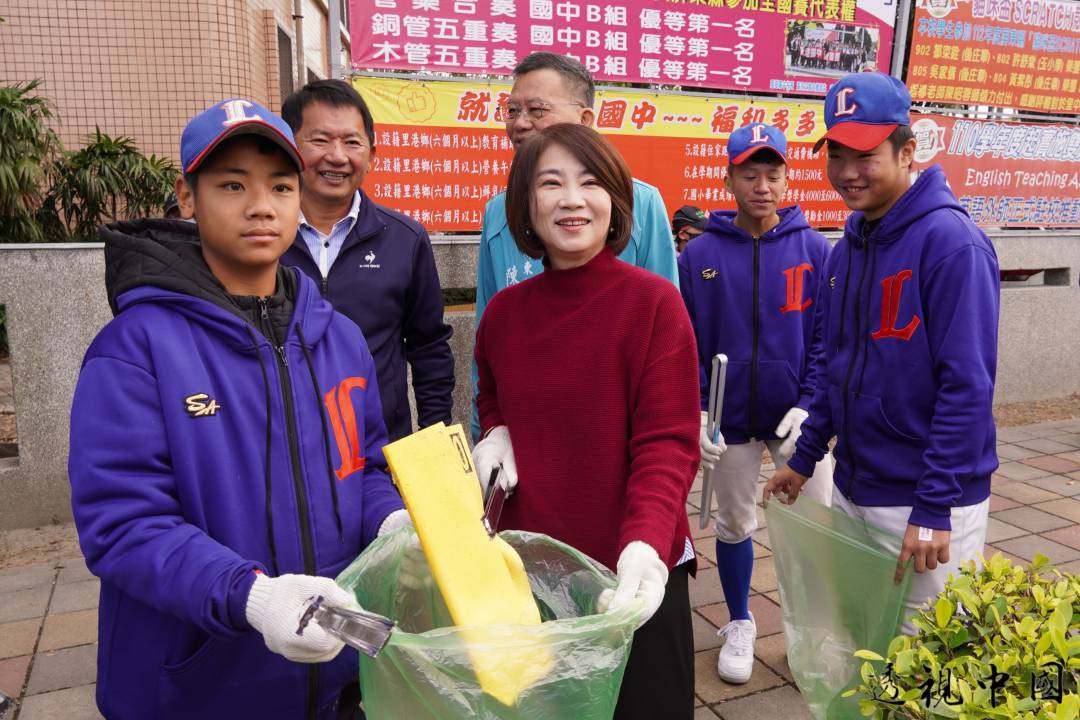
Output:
top-left (613, 562), bottom-right (695, 720)
top-left (336, 681), bottom-right (363, 720)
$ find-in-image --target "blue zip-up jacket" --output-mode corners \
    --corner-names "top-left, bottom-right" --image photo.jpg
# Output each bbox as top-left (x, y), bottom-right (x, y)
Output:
top-left (470, 179), bottom-right (678, 440)
top-left (282, 189), bottom-right (454, 442)
top-left (678, 206), bottom-right (831, 444)
top-left (788, 166), bottom-right (999, 530)
top-left (69, 220), bottom-right (405, 719)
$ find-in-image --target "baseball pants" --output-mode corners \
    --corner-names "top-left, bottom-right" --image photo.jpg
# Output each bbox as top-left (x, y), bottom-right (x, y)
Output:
top-left (712, 439), bottom-right (834, 543)
top-left (831, 489), bottom-right (990, 635)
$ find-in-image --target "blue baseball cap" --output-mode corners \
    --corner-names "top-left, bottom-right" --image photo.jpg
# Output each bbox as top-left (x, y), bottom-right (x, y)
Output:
top-left (814, 73), bottom-right (911, 153)
top-left (728, 123), bottom-right (787, 165)
top-left (180, 98), bottom-right (304, 174)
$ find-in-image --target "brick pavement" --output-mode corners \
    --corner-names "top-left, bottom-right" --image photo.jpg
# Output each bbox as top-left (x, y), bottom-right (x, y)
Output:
top-left (1, 418), bottom-right (1079, 719)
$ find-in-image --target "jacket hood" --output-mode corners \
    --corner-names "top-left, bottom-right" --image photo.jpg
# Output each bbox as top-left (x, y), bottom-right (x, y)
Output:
top-left (101, 218), bottom-right (332, 349)
top-left (845, 165), bottom-right (963, 245)
top-left (704, 205), bottom-right (812, 243)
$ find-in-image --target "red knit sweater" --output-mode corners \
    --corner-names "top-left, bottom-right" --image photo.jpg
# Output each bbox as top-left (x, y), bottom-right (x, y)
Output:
top-left (475, 248), bottom-right (700, 572)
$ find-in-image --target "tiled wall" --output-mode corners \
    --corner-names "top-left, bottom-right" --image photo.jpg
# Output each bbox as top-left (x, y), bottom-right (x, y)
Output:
top-left (0, 0), bottom-right (335, 164)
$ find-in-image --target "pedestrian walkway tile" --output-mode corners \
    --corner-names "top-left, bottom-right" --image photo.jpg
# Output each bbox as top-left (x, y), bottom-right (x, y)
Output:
top-left (17, 683), bottom-right (102, 720)
top-left (25, 644), bottom-right (98, 696)
top-left (991, 506), bottom-right (1071, 533)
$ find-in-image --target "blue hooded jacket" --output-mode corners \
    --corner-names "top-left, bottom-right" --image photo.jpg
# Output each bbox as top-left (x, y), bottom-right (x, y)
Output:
top-left (678, 205), bottom-right (831, 444)
top-left (282, 189), bottom-right (454, 443)
top-left (69, 220), bottom-right (405, 719)
top-left (788, 166), bottom-right (1000, 530)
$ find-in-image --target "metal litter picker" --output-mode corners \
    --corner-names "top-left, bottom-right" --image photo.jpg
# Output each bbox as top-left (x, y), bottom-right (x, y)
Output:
top-left (700, 353), bottom-right (728, 530)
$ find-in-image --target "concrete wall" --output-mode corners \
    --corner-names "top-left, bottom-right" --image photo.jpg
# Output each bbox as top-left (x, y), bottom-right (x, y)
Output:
top-left (992, 231), bottom-right (1080, 404)
top-left (0, 233), bottom-right (1077, 530)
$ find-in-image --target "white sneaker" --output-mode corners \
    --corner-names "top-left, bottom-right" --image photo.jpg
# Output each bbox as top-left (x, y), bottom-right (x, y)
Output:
top-left (716, 612), bottom-right (756, 684)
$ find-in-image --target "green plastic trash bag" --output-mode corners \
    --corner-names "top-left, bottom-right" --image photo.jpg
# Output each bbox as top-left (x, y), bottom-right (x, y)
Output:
top-left (336, 529), bottom-right (643, 720)
top-left (765, 498), bottom-right (912, 720)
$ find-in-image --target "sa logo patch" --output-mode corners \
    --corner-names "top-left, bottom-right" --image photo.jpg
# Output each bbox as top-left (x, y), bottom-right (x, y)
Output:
top-left (185, 393), bottom-right (221, 417)
top-left (701, 267), bottom-right (718, 280)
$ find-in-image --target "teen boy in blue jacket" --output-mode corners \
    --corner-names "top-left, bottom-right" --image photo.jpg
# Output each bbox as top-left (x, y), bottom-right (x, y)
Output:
top-left (678, 123), bottom-right (833, 684)
top-left (68, 99), bottom-right (409, 719)
top-left (765, 73), bottom-right (999, 632)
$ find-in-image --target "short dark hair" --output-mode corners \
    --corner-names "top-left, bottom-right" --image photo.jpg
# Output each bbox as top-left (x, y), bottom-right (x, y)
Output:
top-left (888, 124), bottom-right (916, 154)
top-left (505, 123), bottom-right (633, 259)
top-left (730, 148), bottom-right (787, 170)
top-left (281, 79), bottom-right (377, 150)
top-left (513, 53), bottom-right (595, 107)
top-left (183, 134), bottom-right (297, 191)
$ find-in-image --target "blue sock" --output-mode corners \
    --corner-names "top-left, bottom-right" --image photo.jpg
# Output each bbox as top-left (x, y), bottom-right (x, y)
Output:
top-left (715, 538), bottom-right (753, 622)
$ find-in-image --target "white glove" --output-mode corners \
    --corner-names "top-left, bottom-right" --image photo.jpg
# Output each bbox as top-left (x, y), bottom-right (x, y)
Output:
top-left (398, 533), bottom-right (433, 591)
top-left (377, 508), bottom-right (412, 536)
top-left (699, 411), bottom-right (727, 471)
top-left (774, 407), bottom-right (809, 460)
top-left (472, 425), bottom-right (518, 495)
top-left (245, 573), bottom-right (353, 663)
top-left (597, 541), bottom-right (669, 628)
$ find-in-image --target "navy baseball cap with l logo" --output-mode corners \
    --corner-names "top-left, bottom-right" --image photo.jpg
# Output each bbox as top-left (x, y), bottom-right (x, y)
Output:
top-left (728, 123), bottom-right (788, 165)
top-left (181, 98), bottom-right (304, 173)
top-left (813, 73), bottom-right (911, 153)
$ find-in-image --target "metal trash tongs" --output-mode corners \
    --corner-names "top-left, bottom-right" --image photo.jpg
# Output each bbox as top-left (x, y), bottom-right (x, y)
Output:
top-left (481, 466), bottom-right (508, 537)
top-left (297, 595), bottom-right (396, 658)
top-left (700, 353), bottom-right (729, 530)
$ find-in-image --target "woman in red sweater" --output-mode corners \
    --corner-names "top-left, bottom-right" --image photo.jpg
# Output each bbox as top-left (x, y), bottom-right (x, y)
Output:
top-left (471, 123), bottom-right (700, 719)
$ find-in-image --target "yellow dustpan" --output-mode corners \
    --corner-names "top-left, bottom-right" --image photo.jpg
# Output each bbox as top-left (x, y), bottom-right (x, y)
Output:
top-left (382, 423), bottom-right (553, 706)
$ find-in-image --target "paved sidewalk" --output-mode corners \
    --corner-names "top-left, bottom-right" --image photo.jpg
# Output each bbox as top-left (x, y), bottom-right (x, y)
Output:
top-left (2, 419), bottom-right (1079, 719)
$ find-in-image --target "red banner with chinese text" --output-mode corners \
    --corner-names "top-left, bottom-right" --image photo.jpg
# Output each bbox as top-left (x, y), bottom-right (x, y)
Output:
top-left (911, 114), bottom-right (1080, 226)
top-left (356, 78), bottom-right (1080, 231)
top-left (357, 77), bottom-right (848, 230)
top-left (906, 0), bottom-right (1080, 114)
top-left (351, 0), bottom-right (897, 96)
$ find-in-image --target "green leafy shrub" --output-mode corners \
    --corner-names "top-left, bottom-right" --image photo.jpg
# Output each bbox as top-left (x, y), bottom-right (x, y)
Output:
top-left (0, 82), bottom-right (178, 243)
top-left (442, 287), bottom-right (476, 307)
top-left (0, 80), bottom-right (59, 242)
top-left (847, 553), bottom-right (1078, 719)
top-left (46, 128), bottom-right (178, 242)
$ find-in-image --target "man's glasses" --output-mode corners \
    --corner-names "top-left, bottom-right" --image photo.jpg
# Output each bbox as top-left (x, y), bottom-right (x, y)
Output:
top-left (502, 101), bottom-right (585, 122)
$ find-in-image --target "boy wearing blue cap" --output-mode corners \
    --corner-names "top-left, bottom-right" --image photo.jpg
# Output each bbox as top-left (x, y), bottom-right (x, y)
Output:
top-left (68, 99), bottom-right (409, 718)
top-left (765, 73), bottom-right (999, 632)
top-left (678, 123), bottom-right (833, 683)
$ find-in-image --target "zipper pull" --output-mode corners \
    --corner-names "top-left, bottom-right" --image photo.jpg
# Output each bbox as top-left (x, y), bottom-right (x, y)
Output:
top-left (321, 276), bottom-right (329, 294)
top-left (277, 345), bottom-right (288, 367)
top-left (258, 298), bottom-right (270, 321)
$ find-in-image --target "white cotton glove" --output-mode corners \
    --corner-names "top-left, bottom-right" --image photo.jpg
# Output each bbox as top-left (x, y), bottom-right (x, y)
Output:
top-left (377, 508), bottom-right (412, 536)
top-left (597, 541), bottom-right (669, 628)
top-left (398, 533), bottom-right (433, 591)
top-left (472, 425), bottom-right (518, 496)
top-left (245, 573), bottom-right (354, 663)
top-left (699, 411), bottom-right (727, 471)
top-left (774, 407), bottom-right (810, 460)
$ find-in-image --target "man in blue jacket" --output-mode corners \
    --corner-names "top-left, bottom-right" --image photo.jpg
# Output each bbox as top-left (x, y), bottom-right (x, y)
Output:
top-left (69, 99), bottom-right (410, 719)
top-left (679, 123), bottom-right (833, 684)
top-left (282, 80), bottom-right (454, 442)
top-left (765, 73), bottom-right (999, 632)
top-left (471, 52), bottom-right (678, 441)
